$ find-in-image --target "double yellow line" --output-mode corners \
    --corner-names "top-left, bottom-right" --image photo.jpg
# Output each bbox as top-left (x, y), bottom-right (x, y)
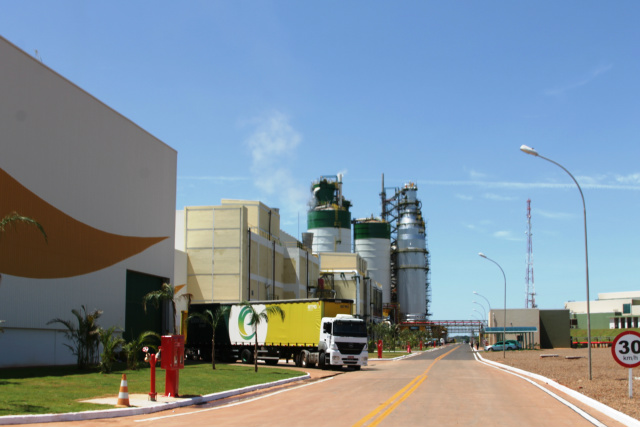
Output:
top-left (352, 346), bottom-right (459, 427)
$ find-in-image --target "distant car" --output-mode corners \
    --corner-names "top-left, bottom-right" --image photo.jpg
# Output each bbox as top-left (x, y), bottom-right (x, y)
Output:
top-left (505, 339), bottom-right (522, 350)
top-left (484, 340), bottom-right (518, 351)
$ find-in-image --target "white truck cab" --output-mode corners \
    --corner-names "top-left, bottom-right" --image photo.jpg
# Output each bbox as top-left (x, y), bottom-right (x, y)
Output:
top-left (317, 314), bottom-right (368, 369)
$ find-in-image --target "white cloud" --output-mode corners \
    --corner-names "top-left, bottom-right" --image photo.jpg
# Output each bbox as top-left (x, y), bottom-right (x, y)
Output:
top-left (616, 173), bottom-right (640, 185)
top-left (246, 111), bottom-right (301, 165)
top-left (455, 193), bottom-right (473, 201)
top-left (469, 170), bottom-right (487, 180)
top-left (244, 111), bottom-right (308, 226)
top-left (545, 64), bottom-right (613, 96)
top-left (422, 177), bottom-right (640, 191)
top-left (483, 193), bottom-right (516, 201)
top-left (493, 230), bottom-right (522, 242)
top-left (536, 209), bottom-right (574, 220)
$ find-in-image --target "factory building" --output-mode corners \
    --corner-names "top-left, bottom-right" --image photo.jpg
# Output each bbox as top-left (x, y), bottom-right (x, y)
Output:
top-left (175, 201), bottom-right (321, 330)
top-left (484, 309), bottom-right (571, 349)
top-left (315, 252), bottom-right (384, 322)
top-left (566, 291), bottom-right (640, 330)
top-left (0, 36), bottom-right (177, 367)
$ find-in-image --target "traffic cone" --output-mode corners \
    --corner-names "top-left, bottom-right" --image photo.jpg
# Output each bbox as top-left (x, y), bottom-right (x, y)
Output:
top-left (116, 374), bottom-right (130, 407)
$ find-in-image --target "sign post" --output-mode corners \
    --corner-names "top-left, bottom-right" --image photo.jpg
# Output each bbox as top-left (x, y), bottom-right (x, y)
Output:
top-left (611, 331), bottom-right (640, 398)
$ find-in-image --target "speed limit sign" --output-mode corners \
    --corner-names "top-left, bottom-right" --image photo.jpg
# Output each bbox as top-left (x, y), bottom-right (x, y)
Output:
top-left (612, 331), bottom-right (640, 368)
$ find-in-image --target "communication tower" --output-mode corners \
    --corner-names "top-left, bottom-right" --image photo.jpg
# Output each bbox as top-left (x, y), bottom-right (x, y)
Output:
top-left (525, 199), bottom-right (536, 308)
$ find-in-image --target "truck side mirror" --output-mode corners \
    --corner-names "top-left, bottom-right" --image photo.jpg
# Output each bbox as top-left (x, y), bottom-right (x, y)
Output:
top-left (323, 323), bottom-right (331, 334)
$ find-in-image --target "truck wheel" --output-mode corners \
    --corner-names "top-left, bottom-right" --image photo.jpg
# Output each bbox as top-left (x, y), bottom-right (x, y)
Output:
top-left (294, 352), bottom-right (303, 367)
top-left (300, 350), bottom-right (310, 368)
top-left (241, 349), bottom-right (253, 364)
top-left (318, 351), bottom-right (326, 369)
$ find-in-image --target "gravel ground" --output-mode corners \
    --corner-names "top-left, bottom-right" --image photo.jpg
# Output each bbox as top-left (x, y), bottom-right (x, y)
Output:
top-left (481, 347), bottom-right (640, 421)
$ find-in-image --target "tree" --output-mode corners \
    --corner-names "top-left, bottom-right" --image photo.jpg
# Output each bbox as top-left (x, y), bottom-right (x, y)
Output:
top-left (47, 306), bottom-right (103, 369)
top-left (240, 301), bottom-right (285, 372)
top-left (98, 326), bottom-right (125, 374)
top-left (142, 282), bottom-right (189, 334)
top-left (187, 306), bottom-right (230, 369)
top-left (122, 331), bottom-right (160, 370)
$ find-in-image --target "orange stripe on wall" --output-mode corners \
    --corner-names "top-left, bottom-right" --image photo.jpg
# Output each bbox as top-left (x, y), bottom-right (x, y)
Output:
top-left (0, 168), bottom-right (168, 279)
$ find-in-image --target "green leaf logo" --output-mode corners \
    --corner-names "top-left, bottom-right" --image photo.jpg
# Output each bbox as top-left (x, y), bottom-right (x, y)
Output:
top-left (238, 306), bottom-right (255, 341)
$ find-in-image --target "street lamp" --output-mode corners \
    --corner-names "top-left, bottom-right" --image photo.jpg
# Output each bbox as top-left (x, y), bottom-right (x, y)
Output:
top-left (520, 144), bottom-right (592, 380)
top-left (479, 252), bottom-right (507, 359)
top-left (472, 308), bottom-right (485, 323)
top-left (473, 291), bottom-right (492, 310)
top-left (473, 301), bottom-right (487, 320)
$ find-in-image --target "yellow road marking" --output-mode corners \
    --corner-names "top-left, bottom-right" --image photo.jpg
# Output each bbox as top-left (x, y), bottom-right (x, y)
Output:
top-left (352, 346), bottom-right (459, 427)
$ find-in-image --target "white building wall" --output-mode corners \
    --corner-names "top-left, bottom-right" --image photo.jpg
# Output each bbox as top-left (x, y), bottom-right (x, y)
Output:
top-left (0, 36), bottom-right (176, 367)
top-left (565, 299), bottom-right (633, 315)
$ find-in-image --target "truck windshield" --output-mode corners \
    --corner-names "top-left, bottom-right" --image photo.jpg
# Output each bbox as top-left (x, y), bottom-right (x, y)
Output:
top-left (333, 320), bottom-right (367, 338)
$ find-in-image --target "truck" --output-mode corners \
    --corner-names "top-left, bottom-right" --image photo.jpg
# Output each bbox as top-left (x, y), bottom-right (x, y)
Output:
top-left (186, 299), bottom-right (368, 370)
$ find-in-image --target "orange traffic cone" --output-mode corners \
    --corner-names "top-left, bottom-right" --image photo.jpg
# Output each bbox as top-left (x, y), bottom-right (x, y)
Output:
top-left (116, 374), bottom-right (130, 407)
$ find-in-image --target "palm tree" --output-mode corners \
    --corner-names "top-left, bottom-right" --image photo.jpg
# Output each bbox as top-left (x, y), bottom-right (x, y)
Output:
top-left (142, 282), bottom-right (178, 334)
top-left (122, 331), bottom-right (160, 370)
top-left (98, 326), bottom-right (125, 374)
top-left (47, 306), bottom-right (103, 369)
top-left (187, 306), bottom-right (230, 369)
top-left (240, 301), bottom-right (285, 372)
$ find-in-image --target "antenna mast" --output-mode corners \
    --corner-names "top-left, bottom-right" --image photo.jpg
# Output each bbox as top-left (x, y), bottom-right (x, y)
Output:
top-left (525, 199), bottom-right (536, 308)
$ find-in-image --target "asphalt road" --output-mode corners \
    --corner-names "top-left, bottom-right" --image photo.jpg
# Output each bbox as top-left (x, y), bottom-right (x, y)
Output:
top-left (35, 345), bottom-right (630, 427)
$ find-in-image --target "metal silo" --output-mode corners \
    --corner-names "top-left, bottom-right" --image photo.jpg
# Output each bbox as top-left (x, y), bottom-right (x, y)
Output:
top-left (396, 183), bottom-right (427, 322)
top-left (307, 174), bottom-right (352, 253)
top-left (354, 219), bottom-right (391, 304)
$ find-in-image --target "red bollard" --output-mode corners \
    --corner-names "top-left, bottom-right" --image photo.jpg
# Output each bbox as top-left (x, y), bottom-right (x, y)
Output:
top-left (377, 339), bottom-right (383, 358)
top-left (420, 340), bottom-right (423, 351)
top-left (407, 342), bottom-right (411, 353)
top-left (143, 347), bottom-right (158, 401)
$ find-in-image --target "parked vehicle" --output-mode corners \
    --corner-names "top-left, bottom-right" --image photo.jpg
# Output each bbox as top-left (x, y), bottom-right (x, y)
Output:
top-left (187, 299), bottom-right (368, 370)
top-left (484, 340), bottom-right (518, 351)
top-left (505, 339), bottom-right (522, 349)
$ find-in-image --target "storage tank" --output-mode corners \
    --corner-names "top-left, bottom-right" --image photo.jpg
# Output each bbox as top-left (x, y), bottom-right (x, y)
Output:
top-left (354, 219), bottom-right (391, 304)
top-left (307, 174), bottom-right (352, 253)
top-left (396, 183), bottom-right (427, 322)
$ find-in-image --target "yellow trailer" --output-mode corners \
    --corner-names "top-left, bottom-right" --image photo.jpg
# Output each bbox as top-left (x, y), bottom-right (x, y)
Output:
top-left (188, 299), bottom-right (368, 370)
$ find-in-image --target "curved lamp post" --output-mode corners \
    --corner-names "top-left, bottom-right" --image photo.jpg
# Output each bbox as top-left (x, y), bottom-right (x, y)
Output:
top-left (520, 145), bottom-right (592, 380)
top-left (473, 291), bottom-right (492, 310)
top-left (473, 301), bottom-right (487, 320)
top-left (472, 308), bottom-right (486, 324)
top-left (479, 253), bottom-right (507, 358)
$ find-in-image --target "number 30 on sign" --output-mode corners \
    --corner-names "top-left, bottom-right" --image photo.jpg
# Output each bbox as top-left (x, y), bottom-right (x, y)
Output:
top-left (612, 331), bottom-right (640, 368)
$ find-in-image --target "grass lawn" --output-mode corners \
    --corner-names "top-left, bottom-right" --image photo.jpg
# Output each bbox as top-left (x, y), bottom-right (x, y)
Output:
top-left (0, 361), bottom-right (304, 416)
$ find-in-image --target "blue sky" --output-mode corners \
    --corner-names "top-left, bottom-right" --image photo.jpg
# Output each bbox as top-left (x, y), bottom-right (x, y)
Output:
top-left (2, 1), bottom-right (639, 321)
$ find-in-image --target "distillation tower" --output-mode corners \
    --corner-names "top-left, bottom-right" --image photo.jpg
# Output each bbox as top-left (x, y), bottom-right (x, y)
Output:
top-left (307, 174), bottom-right (352, 253)
top-left (381, 175), bottom-right (431, 322)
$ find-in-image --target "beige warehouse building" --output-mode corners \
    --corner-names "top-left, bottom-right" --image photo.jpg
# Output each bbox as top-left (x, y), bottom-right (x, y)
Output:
top-left (0, 36), bottom-right (177, 367)
top-left (176, 201), bottom-right (320, 310)
top-left (175, 200), bottom-right (384, 326)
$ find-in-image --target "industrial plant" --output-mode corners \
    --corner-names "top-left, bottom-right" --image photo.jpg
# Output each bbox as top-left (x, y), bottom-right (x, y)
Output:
top-left (304, 173), bottom-right (431, 326)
